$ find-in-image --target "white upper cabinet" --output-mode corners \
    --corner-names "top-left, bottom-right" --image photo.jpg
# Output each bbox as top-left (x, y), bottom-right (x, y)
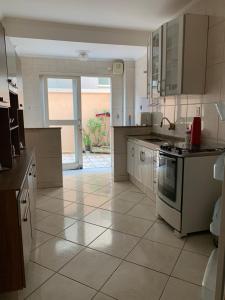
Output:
top-left (151, 28), bottom-right (162, 99)
top-left (151, 14), bottom-right (208, 97)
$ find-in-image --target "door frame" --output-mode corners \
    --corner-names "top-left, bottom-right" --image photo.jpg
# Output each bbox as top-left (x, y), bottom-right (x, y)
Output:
top-left (43, 75), bottom-right (83, 170)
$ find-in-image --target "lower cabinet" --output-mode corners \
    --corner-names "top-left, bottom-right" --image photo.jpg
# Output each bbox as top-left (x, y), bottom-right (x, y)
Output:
top-left (127, 141), bottom-right (135, 176)
top-left (127, 139), bottom-right (157, 196)
top-left (0, 151), bottom-right (36, 293)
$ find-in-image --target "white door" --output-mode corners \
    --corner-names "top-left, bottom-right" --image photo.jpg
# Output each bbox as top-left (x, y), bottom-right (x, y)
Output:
top-left (44, 77), bottom-right (82, 170)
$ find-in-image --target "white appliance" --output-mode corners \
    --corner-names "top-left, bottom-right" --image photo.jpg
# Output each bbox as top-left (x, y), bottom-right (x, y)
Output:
top-left (202, 152), bottom-right (225, 299)
top-left (156, 144), bottom-right (223, 236)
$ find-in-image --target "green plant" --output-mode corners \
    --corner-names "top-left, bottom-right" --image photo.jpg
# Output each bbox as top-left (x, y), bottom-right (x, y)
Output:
top-left (87, 118), bottom-right (103, 146)
top-left (82, 130), bottom-right (92, 147)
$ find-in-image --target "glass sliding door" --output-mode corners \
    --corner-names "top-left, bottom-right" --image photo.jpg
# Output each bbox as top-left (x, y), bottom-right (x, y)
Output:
top-left (44, 77), bottom-right (82, 170)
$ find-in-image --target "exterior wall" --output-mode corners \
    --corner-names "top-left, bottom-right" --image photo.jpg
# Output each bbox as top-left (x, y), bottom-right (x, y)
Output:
top-left (47, 91), bottom-right (110, 153)
top-left (135, 0), bottom-right (225, 144)
top-left (20, 57), bottom-right (134, 128)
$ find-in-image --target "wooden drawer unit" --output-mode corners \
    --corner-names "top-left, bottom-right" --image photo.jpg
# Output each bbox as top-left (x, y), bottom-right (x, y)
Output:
top-left (0, 150), bottom-right (36, 293)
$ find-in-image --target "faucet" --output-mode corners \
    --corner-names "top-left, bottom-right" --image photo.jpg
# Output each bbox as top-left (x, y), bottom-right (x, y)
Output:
top-left (160, 117), bottom-right (176, 130)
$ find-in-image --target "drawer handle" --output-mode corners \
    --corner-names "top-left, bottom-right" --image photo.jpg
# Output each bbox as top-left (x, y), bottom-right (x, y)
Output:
top-left (20, 190), bottom-right (29, 204)
top-left (23, 192), bottom-right (30, 222)
top-left (32, 164), bottom-right (36, 167)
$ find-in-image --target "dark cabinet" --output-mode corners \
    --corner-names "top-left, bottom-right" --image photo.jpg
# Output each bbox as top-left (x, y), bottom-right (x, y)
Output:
top-left (0, 23), bottom-right (9, 107)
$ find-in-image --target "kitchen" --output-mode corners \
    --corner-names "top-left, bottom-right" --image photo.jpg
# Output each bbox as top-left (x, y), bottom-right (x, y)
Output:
top-left (0, 0), bottom-right (225, 300)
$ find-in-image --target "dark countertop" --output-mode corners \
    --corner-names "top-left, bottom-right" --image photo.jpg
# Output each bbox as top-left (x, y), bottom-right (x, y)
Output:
top-left (112, 126), bottom-right (151, 128)
top-left (0, 149), bottom-right (34, 192)
top-left (25, 127), bottom-right (61, 130)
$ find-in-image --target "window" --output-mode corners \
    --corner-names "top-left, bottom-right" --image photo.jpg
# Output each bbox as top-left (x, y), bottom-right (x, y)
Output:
top-left (98, 77), bottom-right (110, 87)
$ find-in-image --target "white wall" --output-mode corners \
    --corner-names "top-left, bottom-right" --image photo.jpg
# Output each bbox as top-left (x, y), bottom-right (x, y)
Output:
top-left (123, 61), bottom-right (135, 125)
top-left (20, 56), bottom-right (135, 128)
top-left (135, 54), bottom-right (148, 124)
top-left (4, 18), bottom-right (149, 47)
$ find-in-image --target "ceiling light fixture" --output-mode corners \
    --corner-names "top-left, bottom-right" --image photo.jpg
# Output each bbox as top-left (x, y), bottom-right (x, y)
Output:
top-left (78, 50), bottom-right (89, 61)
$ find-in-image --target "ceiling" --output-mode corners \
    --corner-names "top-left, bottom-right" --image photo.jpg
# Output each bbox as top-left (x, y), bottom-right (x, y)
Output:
top-left (10, 37), bottom-right (147, 60)
top-left (1, 0), bottom-right (194, 30)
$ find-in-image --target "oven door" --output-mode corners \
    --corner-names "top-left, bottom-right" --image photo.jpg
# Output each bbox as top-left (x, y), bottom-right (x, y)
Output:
top-left (158, 152), bottom-right (183, 211)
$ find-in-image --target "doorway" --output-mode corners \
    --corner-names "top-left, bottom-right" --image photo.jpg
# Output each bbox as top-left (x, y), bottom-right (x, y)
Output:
top-left (81, 77), bottom-right (112, 169)
top-left (44, 77), bottom-right (82, 170)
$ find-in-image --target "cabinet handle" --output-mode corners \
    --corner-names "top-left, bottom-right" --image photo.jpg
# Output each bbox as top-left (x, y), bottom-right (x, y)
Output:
top-left (157, 80), bottom-right (161, 93)
top-left (29, 172), bottom-right (32, 176)
top-left (131, 147), bottom-right (135, 157)
top-left (140, 151), bottom-right (145, 162)
top-left (23, 192), bottom-right (31, 222)
top-left (32, 164), bottom-right (36, 167)
top-left (20, 190), bottom-right (29, 204)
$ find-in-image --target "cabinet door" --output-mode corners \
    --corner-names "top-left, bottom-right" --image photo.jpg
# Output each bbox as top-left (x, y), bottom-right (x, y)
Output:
top-left (127, 141), bottom-right (135, 176)
top-left (134, 144), bottom-right (142, 182)
top-left (151, 28), bottom-right (162, 98)
top-left (20, 187), bottom-right (32, 265)
top-left (141, 148), bottom-right (154, 192)
top-left (0, 24), bottom-right (9, 106)
top-left (161, 16), bottom-right (184, 96)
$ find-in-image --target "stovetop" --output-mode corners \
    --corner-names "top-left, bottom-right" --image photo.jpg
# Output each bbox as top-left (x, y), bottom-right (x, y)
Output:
top-left (160, 142), bottom-right (225, 156)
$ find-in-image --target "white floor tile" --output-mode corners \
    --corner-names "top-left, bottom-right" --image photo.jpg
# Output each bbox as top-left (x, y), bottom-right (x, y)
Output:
top-left (58, 221), bottom-right (106, 246)
top-left (35, 214), bottom-right (76, 235)
top-left (100, 198), bottom-right (136, 214)
top-left (22, 262), bottom-right (54, 298)
top-left (89, 229), bottom-right (139, 258)
top-left (57, 202), bottom-right (96, 219)
top-left (102, 261), bottom-right (168, 300)
top-left (127, 239), bottom-right (181, 275)
top-left (144, 220), bottom-right (186, 249)
top-left (184, 233), bottom-right (214, 256)
top-left (127, 203), bottom-right (157, 221)
top-left (26, 274), bottom-right (95, 300)
top-left (172, 250), bottom-right (209, 285)
top-left (60, 248), bottom-right (121, 289)
top-left (161, 277), bottom-right (203, 300)
top-left (110, 214), bottom-right (153, 237)
top-left (93, 293), bottom-right (116, 300)
top-left (32, 230), bottom-right (54, 250)
top-left (83, 208), bottom-right (118, 228)
top-left (118, 190), bottom-right (145, 202)
top-left (36, 197), bottom-right (72, 213)
top-left (31, 237), bottom-right (83, 271)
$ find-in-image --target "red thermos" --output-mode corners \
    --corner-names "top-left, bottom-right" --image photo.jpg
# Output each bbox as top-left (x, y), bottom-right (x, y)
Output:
top-left (191, 117), bottom-right (201, 146)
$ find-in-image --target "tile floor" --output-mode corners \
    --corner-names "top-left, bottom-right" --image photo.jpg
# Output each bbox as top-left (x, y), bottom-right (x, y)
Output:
top-left (63, 153), bottom-right (112, 169)
top-left (11, 168), bottom-right (214, 299)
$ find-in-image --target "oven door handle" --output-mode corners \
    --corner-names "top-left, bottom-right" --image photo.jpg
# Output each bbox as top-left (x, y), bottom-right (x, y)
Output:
top-left (159, 153), bottom-right (177, 161)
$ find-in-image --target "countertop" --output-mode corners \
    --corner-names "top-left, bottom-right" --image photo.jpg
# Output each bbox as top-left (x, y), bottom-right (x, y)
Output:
top-left (0, 149), bottom-right (34, 191)
top-left (128, 134), bottom-right (225, 157)
top-left (25, 127), bottom-right (61, 130)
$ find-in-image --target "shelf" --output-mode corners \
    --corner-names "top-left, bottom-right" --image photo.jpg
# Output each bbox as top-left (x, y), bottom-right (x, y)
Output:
top-left (10, 125), bottom-right (19, 131)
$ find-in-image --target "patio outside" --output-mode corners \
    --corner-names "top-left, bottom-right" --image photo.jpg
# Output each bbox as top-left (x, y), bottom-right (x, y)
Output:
top-left (48, 77), bottom-right (112, 169)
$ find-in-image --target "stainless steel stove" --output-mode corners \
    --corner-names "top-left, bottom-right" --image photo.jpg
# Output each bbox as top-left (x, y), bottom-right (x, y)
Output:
top-left (160, 143), bottom-right (225, 157)
top-left (157, 142), bottom-right (223, 235)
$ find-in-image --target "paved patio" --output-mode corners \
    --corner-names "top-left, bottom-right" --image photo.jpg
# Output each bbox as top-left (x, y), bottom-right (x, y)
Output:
top-left (63, 152), bottom-right (112, 169)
